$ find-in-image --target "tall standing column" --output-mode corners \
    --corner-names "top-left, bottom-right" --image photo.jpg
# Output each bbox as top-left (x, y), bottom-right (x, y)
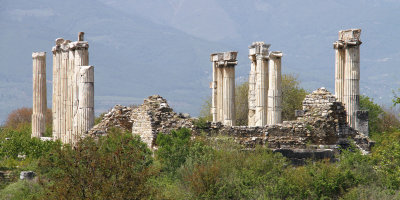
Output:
top-left (66, 46), bottom-right (75, 143)
top-left (267, 51), bottom-right (283, 125)
top-left (334, 41), bottom-right (345, 103)
top-left (211, 57), bottom-right (218, 122)
top-left (52, 38), bottom-right (64, 141)
top-left (78, 66), bottom-right (95, 137)
top-left (341, 29), bottom-right (362, 129)
top-left (248, 42), bottom-right (270, 126)
top-left (32, 52), bottom-right (47, 138)
top-left (210, 52), bottom-right (237, 126)
top-left (223, 64), bottom-right (235, 126)
top-left (72, 32), bottom-right (89, 144)
top-left (248, 55), bottom-right (256, 126)
top-left (60, 40), bottom-right (71, 143)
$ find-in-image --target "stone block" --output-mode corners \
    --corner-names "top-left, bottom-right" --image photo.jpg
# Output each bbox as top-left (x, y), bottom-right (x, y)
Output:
top-left (20, 171), bottom-right (36, 180)
top-left (295, 110), bottom-right (305, 117)
top-left (356, 110), bottom-right (369, 136)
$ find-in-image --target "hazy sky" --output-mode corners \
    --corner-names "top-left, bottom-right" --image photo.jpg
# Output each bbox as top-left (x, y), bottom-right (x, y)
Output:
top-left (1, 0), bottom-right (400, 123)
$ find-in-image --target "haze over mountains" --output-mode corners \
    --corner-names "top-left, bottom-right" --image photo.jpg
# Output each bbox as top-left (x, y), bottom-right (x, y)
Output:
top-left (1, 0), bottom-right (400, 123)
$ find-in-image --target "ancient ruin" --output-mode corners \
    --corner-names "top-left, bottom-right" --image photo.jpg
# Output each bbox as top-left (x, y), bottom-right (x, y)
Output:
top-left (51, 32), bottom-right (93, 144)
top-left (248, 42), bottom-right (283, 126)
top-left (31, 52), bottom-right (47, 138)
top-left (31, 32), bottom-right (93, 143)
top-left (333, 29), bottom-right (368, 135)
top-left (210, 52), bottom-right (238, 126)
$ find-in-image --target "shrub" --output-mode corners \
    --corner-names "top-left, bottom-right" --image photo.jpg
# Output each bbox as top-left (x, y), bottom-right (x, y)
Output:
top-left (38, 128), bottom-right (156, 199)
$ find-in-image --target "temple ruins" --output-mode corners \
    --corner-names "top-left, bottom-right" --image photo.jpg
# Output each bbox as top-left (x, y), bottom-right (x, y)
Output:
top-left (210, 51), bottom-right (238, 126)
top-left (248, 42), bottom-right (283, 126)
top-left (32, 32), bottom-right (94, 144)
top-left (334, 29), bottom-right (368, 135)
top-left (32, 52), bottom-right (47, 138)
top-left (31, 28), bottom-right (371, 158)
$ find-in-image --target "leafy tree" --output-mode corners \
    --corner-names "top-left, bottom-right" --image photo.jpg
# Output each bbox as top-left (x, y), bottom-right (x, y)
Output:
top-left (38, 128), bottom-right (156, 199)
top-left (155, 128), bottom-right (192, 173)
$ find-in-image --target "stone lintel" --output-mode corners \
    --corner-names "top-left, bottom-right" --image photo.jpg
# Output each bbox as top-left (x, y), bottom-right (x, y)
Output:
top-left (210, 51), bottom-right (238, 62)
top-left (269, 51), bottom-right (283, 58)
top-left (69, 41), bottom-right (89, 50)
top-left (339, 29), bottom-right (361, 42)
top-left (249, 41), bottom-right (270, 56)
top-left (32, 52), bottom-right (46, 58)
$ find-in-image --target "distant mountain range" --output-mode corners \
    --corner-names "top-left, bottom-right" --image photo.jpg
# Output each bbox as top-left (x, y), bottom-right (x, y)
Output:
top-left (1, 0), bottom-right (400, 123)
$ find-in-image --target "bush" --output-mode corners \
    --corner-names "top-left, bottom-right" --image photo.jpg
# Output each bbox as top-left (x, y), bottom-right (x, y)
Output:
top-left (38, 128), bottom-right (156, 199)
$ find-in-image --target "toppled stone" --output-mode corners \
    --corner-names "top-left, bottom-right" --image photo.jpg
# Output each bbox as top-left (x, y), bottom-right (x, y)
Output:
top-left (88, 105), bottom-right (133, 136)
top-left (20, 171), bottom-right (36, 180)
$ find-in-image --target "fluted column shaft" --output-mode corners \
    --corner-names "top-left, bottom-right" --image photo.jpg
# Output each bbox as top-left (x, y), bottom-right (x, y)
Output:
top-left (344, 44), bottom-right (360, 128)
top-left (267, 52), bottom-right (282, 125)
top-left (32, 52), bottom-right (47, 138)
top-left (211, 61), bottom-right (218, 122)
top-left (78, 66), bottom-right (95, 137)
top-left (223, 66), bottom-right (235, 126)
top-left (72, 41), bottom-right (89, 144)
top-left (248, 56), bottom-right (256, 126)
top-left (334, 41), bottom-right (345, 103)
top-left (255, 55), bottom-right (268, 126)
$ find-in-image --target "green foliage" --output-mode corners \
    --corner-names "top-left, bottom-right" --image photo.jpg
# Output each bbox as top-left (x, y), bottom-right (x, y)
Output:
top-left (359, 95), bottom-right (384, 133)
top-left (38, 128), bottom-right (156, 199)
top-left (0, 180), bottom-right (44, 200)
top-left (0, 123), bottom-right (60, 167)
top-left (156, 128), bottom-right (192, 173)
top-left (235, 81), bottom-right (249, 125)
top-left (281, 74), bottom-right (308, 120)
top-left (94, 112), bottom-right (106, 125)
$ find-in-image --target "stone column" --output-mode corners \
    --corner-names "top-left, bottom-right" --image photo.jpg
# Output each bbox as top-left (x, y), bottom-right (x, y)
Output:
top-left (72, 33), bottom-right (89, 144)
top-left (52, 38), bottom-right (64, 141)
top-left (267, 51), bottom-right (283, 125)
top-left (223, 63), bottom-right (235, 126)
top-left (334, 40), bottom-right (345, 103)
top-left (249, 42), bottom-right (270, 126)
top-left (78, 66), bottom-right (94, 136)
top-left (59, 40), bottom-right (71, 143)
top-left (210, 52), bottom-right (237, 126)
top-left (32, 52), bottom-right (47, 138)
top-left (341, 29), bottom-right (362, 129)
top-left (210, 58), bottom-right (218, 122)
top-left (248, 55), bottom-right (256, 126)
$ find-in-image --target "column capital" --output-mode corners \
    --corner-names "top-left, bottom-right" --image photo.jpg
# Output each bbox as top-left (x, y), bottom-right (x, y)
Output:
top-left (333, 40), bottom-right (345, 49)
top-left (69, 41), bottom-right (89, 50)
top-left (249, 41), bottom-right (270, 56)
top-left (32, 52), bottom-right (46, 58)
top-left (338, 29), bottom-right (362, 47)
top-left (211, 51), bottom-right (238, 67)
top-left (269, 51), bottom-right (283, 58)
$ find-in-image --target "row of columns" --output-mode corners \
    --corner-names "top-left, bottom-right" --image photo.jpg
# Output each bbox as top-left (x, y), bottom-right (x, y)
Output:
top-left (210, 42), bottom-right (283, 127)
top-left (211, 52), bottom-right (238, 126)
top-left (32, 32), bottom-right (94, 144)
top-left (333, 29), bottom-right (367, 134)
top-left (248, 42), bottom-right (283, 126)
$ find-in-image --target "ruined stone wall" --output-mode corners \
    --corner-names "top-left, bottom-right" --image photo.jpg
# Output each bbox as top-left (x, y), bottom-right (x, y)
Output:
top-left (89, 89), bottom-right (373, 153)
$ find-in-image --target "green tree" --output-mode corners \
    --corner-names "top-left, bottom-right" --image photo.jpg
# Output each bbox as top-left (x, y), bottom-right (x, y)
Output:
top-left (38, 128), bottom-right (156, 199)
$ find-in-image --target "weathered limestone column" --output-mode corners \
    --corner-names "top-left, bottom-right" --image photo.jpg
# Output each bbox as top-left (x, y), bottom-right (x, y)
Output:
top-left (77, 66), bottom-right (94, 136)
top-left (248, 55), bottom-right (256, 126)
top-left (341, 29), bottom-right (362, 129)
top-left (52, 38), bottom-right (64, 141)
top-left (60, 40), bottom-right (71, 143)
top-left (66, 45), bottom-right (75, 143)
top-left (248, 42), bottom-right (270, 126)
top-left (32, 52), bottom-right (47, 138)
top-left (222, 59), bottom-right (236, 126)
top-left (334, 40), bottom-right (345, 103)
top-left (267, 51), bottom-right (283, 125)
top-left (72, 32), bottom-right (89, 144)
top-left (210, 52), bottom-right (237, 126)
top-left (211, 56), bottom-right (218, 122)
